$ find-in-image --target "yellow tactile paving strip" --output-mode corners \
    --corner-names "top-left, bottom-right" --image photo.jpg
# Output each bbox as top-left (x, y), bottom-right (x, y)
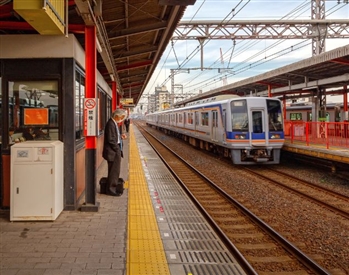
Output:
top-left (127, 127), bottom-right (171, 275)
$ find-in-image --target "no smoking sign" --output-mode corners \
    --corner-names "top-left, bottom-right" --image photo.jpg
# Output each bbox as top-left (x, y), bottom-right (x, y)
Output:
top-left (85, 99), bottom-right (96, 109)
top-left (83, 98), bottom-right (98, 136)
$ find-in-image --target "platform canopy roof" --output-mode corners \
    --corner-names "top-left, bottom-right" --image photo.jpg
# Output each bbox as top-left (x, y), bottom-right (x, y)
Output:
top-left (175, 44), bottom-right (349, 107)
top-left (0, 0), bottom-right (196, 106)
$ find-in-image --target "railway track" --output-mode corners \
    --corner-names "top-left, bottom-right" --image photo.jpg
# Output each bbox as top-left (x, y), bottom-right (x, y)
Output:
top-left (136, 122), bottom-right (331, 275)
top-left (281, 151), bottom-right (349, 180)
top-left (245, 167), bottom-right (349, 220)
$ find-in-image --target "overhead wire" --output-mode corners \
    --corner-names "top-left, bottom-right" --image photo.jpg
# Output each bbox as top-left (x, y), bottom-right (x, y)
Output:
top-left (183, 0), bottom-right (311, 92)
top-left (144, 0), bottom-right (207, 93)
top-left (225, 1), bottom-right (310, 70)
top-left (185, 1), bottom-right (307, 90)
top-left (186, 40), bottom-right (312, 92)
top-left (144, 0), bottom-right (207, 94)
top-left (160, 1), bottom-right (251, 88)
top-left (326, 1), bottom-right (348, 16)
top-left (171, 1), bottom-right (251, 89)
top-left (146, 1), bottom-right (348, 99)
top-left (185, 1), bottom-right (309, 82)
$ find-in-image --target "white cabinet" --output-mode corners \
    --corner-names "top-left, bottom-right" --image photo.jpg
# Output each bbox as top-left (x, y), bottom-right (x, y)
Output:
top-left (10, 141), bottom-right (64, 221)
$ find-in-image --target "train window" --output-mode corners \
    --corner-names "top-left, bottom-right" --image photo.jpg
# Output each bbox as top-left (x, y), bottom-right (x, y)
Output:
top-left (231, 100), bottom-right (248, 131)
top-left (187, 113), bottom-right (193, 125)
top-left (106, 96), bottom-right (111, 123)
top-left (212, 111), bottom-right (218, 127)
top-left (290, 113), bottom-right (302, 121)
top-left (319, 112), bottom-right (330, 122)
top-left (75, 72), bottom-right (85, 140)
top-left (335, 105), bottom-right (341, 122)
top-left (98, 89), bottom-right (108, 133)
top-left (267, 100), bottom-right (283, 131)
top-left (201, 112), bottom-right (209, 126)
top-left (178, 114), bottom-right (183, 123)
top-left (7, 80), bottom-right (59, 144)
top-left (252, 111), bottom-right (263, 133)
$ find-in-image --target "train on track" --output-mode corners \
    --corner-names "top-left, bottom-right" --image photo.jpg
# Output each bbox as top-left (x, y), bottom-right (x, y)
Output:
top-left (285, 102), bottom-right (344, 122)
top-left (146, 95), bottom-right (284, 164)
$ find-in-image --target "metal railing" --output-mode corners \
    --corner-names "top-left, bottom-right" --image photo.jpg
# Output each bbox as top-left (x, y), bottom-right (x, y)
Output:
top-left (284, 121), bottom-right (349, 149)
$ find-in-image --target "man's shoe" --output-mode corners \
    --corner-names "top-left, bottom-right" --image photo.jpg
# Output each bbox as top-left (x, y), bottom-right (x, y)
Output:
top-left (106, 189), bottom-right (119, 196)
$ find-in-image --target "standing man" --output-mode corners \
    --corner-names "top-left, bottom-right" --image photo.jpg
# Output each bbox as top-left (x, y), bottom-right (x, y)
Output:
top-left (102, 109), bottom-right (128, 196)
top-left (124, 117), bottom-right (130, 133)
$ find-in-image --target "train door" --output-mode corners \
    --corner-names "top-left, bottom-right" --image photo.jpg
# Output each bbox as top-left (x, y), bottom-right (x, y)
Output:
top-left (211, 110), bottom-right (218, 141)
top-left (183, 112), bottom-right (187, 128)
top-left (194, 111), bottom-right (199, 136)
top-left (251, 109), bottom-right (266, 143)
top-left (222, 109), bottom-right (227, 144)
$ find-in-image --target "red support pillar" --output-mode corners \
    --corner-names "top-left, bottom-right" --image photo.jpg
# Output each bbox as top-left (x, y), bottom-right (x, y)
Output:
top-left (344, 86), bottom-right (348, 139)
top-left (112, 81), bottom-right (117, 111)
top-left (283, 95), bottom-right (286, 120)
top-left (268, 84), bottom-right (271, 97)
top-left (81, 25), bottom-right (99, 212)
top-left (117, 93), bottom-right (121, 108)
top-left (85, 26), bottom-right (97, 149)
top-left (344, 86), bottom-right (348, 114)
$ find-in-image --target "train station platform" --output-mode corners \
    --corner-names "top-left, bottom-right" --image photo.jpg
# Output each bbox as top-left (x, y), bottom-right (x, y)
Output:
top-left (283, 139), bottom-right (349, 165)
top-left (0, 125), bottom-right (246, 275)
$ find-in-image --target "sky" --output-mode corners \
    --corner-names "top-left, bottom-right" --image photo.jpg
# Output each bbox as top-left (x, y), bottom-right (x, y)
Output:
top-left (140, 0), bottom-right (349, 105)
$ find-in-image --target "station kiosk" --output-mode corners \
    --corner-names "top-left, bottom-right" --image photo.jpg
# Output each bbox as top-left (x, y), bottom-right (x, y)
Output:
top-left (10, 141), bottom-right (64, 221)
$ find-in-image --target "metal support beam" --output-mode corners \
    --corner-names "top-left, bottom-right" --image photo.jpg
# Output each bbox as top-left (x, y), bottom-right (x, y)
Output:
top-left (311, 0), bottom-right (326, 55)
top-left (174, 19), bottom-right (349, 40)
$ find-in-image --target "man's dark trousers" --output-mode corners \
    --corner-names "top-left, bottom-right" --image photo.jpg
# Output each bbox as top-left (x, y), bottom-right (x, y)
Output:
top-left (107, 148), bottom-right (121, 191)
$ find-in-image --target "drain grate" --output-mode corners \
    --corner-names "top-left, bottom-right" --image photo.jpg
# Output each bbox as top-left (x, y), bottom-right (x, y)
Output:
top-left (170, 230), bottom-right (218, 240)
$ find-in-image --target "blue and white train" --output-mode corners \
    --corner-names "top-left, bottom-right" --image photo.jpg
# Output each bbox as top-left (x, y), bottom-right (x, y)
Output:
top-left (145, 95), bottom-right (285, 164)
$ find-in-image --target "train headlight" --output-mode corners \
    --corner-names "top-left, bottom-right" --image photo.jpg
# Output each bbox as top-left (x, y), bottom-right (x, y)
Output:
top-left (271, 134), bottom-right (281, 139)
top-left (235, 134), bottom-right (246, 139)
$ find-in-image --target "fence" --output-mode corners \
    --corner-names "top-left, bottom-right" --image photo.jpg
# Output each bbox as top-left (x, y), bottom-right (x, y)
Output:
top-left (284, 121), bottom-right (349, 149)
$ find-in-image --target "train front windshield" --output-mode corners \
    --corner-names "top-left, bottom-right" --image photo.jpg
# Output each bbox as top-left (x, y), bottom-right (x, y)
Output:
top-left (231, 100), bottom-right (248, 131)
top-left (267, 99), bottom-right (283, 131)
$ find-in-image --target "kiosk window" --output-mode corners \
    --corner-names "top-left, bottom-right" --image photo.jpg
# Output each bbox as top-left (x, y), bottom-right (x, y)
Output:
top-left (7, 80), bottom-right (59, 145)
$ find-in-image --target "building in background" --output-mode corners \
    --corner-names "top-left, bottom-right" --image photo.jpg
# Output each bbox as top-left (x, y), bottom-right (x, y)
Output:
top-left (146, 85), bottom-right (170, 113)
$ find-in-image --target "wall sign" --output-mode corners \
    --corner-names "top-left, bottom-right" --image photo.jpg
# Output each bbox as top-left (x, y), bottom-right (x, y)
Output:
top-left (83, 98), bottom-right (97, 136)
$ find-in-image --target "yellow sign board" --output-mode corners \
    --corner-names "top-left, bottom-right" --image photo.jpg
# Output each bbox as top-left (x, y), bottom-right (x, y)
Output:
top-left (120, 98), bottom-right (134, 105)
top-left (14, 0), bottom-right (65, 35)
